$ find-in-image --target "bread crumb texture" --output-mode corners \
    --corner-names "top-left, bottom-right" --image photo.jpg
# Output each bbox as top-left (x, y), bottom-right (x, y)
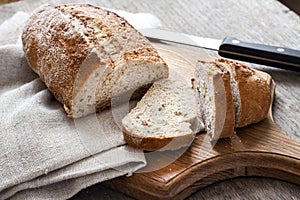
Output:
top-left (122, 79), bottom-right (204, 151)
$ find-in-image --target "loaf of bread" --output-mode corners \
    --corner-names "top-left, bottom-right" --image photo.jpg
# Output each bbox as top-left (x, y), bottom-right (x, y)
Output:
top-left (22, 4), bottom-right (168, 118)
top-left (122, 79), bottom-right (205, 151)
top-left (194, 59), bottom-right (271, 140)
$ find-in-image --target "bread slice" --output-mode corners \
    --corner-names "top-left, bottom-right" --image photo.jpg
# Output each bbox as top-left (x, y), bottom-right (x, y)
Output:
top-left (215, 59), bottom-right (271, 127)
top-left (194, 61), bottom-right (235, 141)
top-left (22, 4), bottom-right (168, 118)
top-left (122, 79), bottom-right (205, 151)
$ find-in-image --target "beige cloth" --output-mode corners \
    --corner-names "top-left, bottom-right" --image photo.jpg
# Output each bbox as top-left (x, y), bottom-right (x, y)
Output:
top-left (0, 9), bottom-right (162, 199)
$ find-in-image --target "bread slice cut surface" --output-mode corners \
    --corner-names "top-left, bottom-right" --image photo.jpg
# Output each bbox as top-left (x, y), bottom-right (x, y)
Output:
top-left (122, 79), bottom-right (204, 151)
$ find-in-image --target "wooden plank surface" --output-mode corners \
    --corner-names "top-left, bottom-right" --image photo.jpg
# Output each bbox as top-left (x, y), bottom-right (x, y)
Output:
top-left (0, 0), bottom-right (299, 199)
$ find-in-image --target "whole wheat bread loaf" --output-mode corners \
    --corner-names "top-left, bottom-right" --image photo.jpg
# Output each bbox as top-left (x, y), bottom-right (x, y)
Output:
top-left (22, 4), bottom-right (168, 118)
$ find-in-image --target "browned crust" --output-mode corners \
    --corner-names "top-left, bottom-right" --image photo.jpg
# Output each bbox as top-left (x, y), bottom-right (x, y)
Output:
top-left (216, 58), bottom-right (271, 127)
top-left (197, 61), bottom-right (235, 140)
top-left (213, 65), bottom-right (235, 139)
top-left (22, 4), bottom-right (168, 118)
top-left (22, 6), bottom-right (90, 111)
top-left (122, 130), bottom-right (173, 151)
top-left (0, 0), bottom-right (19, 5)
top-left (122, 126), bottom-right (194, 151)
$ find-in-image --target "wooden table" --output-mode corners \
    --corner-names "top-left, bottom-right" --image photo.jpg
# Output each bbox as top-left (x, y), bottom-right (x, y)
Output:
top-left (0, 0), bottom-right (299, 199)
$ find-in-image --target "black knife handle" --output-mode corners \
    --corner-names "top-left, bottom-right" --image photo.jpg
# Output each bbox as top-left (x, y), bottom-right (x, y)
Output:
top-left (218, 37), bottom-right (300, 71)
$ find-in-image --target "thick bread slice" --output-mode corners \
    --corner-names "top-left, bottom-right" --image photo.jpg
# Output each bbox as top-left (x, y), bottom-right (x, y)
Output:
top-left (22, 4), bottom-right (168, 118)
top-left (122, 79), bottom-right (205, 151)
top-left (215, 59), bottom-right (271, 127)
top-left (194, 61), bottom-right (235, 140)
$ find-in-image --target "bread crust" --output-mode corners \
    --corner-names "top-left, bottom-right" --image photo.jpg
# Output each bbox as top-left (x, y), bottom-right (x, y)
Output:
top-left (216, 59), bottom-right (271, 127)
top-left (196, 61), bottom-right (235, 140)
top-left (22, 4), bottom-right (168, 118)
top-left (122, 127), bottom-right (194, 151)
top-left (213, 64), bottom-right (235, 139)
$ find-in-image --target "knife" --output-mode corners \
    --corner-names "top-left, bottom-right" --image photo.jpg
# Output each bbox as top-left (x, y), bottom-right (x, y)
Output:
top-left (139, 28), bottom-right (300, 71)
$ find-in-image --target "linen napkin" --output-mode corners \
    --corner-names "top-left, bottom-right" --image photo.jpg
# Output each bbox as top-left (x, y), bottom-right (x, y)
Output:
top-left (0, 8), bottom-right (162, 200)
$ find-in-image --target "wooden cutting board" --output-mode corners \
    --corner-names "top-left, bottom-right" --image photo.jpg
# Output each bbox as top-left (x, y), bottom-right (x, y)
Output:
top-left (104, 43), bottom-right (300, 200)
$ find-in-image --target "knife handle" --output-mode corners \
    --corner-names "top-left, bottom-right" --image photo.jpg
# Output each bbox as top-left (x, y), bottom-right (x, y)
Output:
top-left (218, 37), bottom-right (300, 71)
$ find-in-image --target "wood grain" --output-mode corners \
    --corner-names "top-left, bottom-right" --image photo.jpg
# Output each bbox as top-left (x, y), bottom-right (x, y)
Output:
top-left (0, 0), bottom-right (299, 199)
top-left (103, 43), bottom-right (300, 200)
top-left (0, 0), bottom-right (299, 141)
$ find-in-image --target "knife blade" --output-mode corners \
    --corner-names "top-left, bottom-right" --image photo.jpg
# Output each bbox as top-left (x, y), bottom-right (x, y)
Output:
top-left (139, 28), bottom-right (300, 71)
